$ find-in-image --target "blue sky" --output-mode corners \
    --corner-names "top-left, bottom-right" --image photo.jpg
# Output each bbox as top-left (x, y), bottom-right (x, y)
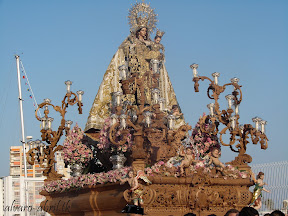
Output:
top-left (0, 0), bottom-right (287, 177)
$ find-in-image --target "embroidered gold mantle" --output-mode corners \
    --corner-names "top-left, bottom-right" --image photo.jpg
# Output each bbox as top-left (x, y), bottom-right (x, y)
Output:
top-left (85, 37), bottom-right (184, 132)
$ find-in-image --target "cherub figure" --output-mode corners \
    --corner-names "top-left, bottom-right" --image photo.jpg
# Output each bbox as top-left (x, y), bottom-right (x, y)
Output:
top-left (151, 30), bottom-right (165, 55)
top-left (179, 146), bottom-right (195, 176)
top-left (120, 170), bottom-right (151, 206)
top-left (207, 147), bottom-right (225, 175)
top-left (249, 171), bottom-right (270, 210)
top-left (171, 104), bottom-right (184, 119)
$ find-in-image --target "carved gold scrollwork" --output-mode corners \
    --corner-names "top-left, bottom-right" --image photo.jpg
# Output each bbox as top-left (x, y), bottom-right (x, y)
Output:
top-left (123, 186), bottom-right (155, 205)
top-left (227, 153), bottom-right (252, 166)
top-left (199, 115), bottom-right (218, 135)
top-left (219, 125), bottom-right (236, 147)
top-left (146, 129), bottom-right (165, 147)
top-left (171, 124), bottom-right (192, 144)
top-left (109, 122), bottom-right (129, 146)
top-left (62, 92), bottom-right (78, 109)
top-left (29, 86), bottom-right (82, 181)
top-left (192, 72), bottom-right (268, 167)
top-left (260, 134), bottom-right (268, 149)
top-left (142, 186), bottom-right (156, 205)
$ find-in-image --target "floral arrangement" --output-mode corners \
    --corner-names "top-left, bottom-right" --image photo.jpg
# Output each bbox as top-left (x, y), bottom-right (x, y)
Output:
top-left (63, 124), bottom-right (93, 166)
top-left (43, 166), bottom-right (131, 193)
top-left (44, 162), bottom-right (249, 193)
top-left (144, 161), bottom-right (166, 176)
top-left (97, 117), bottom-right (133, 154)
top-left (190, 114), bottom-right (221, 158)
top-left (144, 160), bottom-right (249, 179)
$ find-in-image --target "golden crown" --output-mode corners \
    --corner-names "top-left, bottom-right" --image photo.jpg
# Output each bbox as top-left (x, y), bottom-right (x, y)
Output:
top-left (128, 2), bottom-right (158, 34)
top-left (156, 29), bottom-right (165, 38)
top-left (136, 17), bottom-right (149, 29)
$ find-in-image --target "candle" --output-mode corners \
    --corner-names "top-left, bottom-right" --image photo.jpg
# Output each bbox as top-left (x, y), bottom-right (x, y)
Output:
top-left (167, 114), bottom-right (175, 130)
top-left (234, 102), bottom-right (239, 115)
top-left (212, 72), bottom-right (220, 85)
top-left (144, 111), bottom-right (153, 127)
top-left (64, 80), bottom-right (72, 93)
top-left (110, 114), bottom-right (118, 125)
top-left (66, 120), bottom-right (73, 129)
top-left (118, 65), bottom-right (128, 80)
top-left (47, 117), bottom-right (54, 130)
top-left (158, 98), bottom-right (165, 111)
top-left (230, 77), bottom-right (240, 90)
top-left (260, 120), bottom-right (267, 134)
top-left (225, 94), bottom-right (234, 109)
top-left (152, 88), bottom-right (160, 104)
top-left (230, 116), bottom-right (237, 130)
top-left (252, 117), bottom-right (262, 131)
top-left (190, 63), bottom-right (199, 78)
top-left (207, 103), bottom-right (215, 117)
top-left (150, 59), bottom-right (160, 74)
top-left (76, 90), bottom-right (84, 102)
top-left (113, 92), bottom-right (122, 106)
top-left (119, 114), bottom-right (127, 129)
top-left (41, 117), bottom-right (46, 129)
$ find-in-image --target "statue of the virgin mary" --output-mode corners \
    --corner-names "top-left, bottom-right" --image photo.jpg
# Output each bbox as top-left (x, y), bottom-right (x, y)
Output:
top-left (85, 2), bottom-right (184, 134)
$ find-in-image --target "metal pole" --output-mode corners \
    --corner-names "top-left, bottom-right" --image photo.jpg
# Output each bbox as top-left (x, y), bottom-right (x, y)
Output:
top-left (15, 55), bottom-right (28, 216)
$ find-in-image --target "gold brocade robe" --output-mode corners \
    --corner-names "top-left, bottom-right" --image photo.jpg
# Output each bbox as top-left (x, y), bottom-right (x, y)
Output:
top-left (85, 36), bottom-right (185, 132)
top-left (122, 38), bottom-right (159, 105)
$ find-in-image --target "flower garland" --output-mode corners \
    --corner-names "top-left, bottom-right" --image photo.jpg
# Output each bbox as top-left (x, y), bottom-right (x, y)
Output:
top-left (97, 117), bottom-right (133, 153)
top-left (43, 166), bottom-right (132, 193)
top-left (44, 162), bottom-right (249, 193)
top-left (144, 160), bottom-right (249, 179)
top-left (63, 124), bottom-right (93, 166)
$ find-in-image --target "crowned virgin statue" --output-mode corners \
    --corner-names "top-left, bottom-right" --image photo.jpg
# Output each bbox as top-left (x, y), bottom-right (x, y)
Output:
top-left (85, 2), bottom-right (185, 134)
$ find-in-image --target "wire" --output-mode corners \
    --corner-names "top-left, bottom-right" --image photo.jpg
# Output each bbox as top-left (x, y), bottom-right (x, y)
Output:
top-left (19, 60), bottom-right (42, 118)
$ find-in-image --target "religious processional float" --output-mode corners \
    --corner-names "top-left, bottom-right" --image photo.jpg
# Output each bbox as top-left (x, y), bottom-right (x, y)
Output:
top-left (26, 2), bottom-right (269, 216)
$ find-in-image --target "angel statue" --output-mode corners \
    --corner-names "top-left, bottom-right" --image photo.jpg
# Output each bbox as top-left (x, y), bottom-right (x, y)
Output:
top-left (120, 170), bottom-right (152, 206)
top-left (249, 171), bottom-right (270, 210)
top-left (85, 2), bottom-right (185, 133)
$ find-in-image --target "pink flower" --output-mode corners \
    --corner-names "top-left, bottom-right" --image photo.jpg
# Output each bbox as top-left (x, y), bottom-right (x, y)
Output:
top-left (63, 124), bottom-right (93, 165)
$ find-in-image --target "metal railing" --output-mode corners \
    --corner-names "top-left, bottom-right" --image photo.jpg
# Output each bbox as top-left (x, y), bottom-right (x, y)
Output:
top-left (251, 161), bottom-right (288, 214)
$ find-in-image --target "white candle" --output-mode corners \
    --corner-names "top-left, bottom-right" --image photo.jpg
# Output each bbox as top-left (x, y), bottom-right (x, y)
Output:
top-left (120, 114), bottom-right (127, 129)
top-left (119, 65), bottom-right (127, 80)
top-left (231, 77), bottom-right (240, 90)
top-left (159, 98), bottom-right (165, 111)
top-left (41, 117), bottom-right (46, 129)
top-left (230, 116), bottom-right (237, 130)
top-left (234, 102), bottom-right (239, 115)
top-left (252, 117), bottom-right (262, 131)
top-left (212, 72), bottom-right (220, 85)
top-left (207, 103), bottom-right (215, 117)
top-left (65, 80), bottom-right (72, 93)
top-left (225, 94), bottom-right (234, 109)
top-left (110, 114), bottom-right (118, 125)
top-left (144, 111), bottom-right (153, 127)
top-left (190, 63), bottom-right (199, 78)
top-left (76, 90), bottom-right (84, 102)
top-left (260, 120), bottom-right (267, 134)
top-left (152, 88), bottom-right (160, 104)
top-left (167, 115), bottom-right (175, 130)
top-left (151, 59), bottom-right (160, 74)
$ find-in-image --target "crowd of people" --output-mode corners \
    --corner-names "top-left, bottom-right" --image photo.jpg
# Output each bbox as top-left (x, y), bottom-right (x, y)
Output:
top-left (183, 207), bottom-right (286, 216)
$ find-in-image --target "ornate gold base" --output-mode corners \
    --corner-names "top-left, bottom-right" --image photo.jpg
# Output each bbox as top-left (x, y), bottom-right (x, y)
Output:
top-left (41, 176), bottom-right (253, 216)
